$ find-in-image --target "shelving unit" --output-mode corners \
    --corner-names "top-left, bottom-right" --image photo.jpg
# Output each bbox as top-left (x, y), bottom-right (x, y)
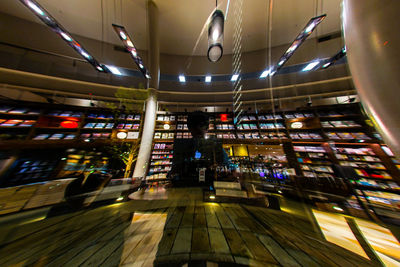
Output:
top-left (0, 101), bottom-right (143, 187)
top-left (293, 144), bottom-right (335, 178)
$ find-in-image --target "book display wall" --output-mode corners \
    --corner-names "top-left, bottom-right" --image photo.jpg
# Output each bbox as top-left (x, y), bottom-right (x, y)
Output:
top-left (148, 113), bottom-right (176, 182)
top-left (0, 102), bottom-right (143, 187)
top-left (0, 104), bottom-right (142, 145)
top-left (293, 144), bottom-right (335, 178)
top-left (215, 113), bottom-right (236, 139)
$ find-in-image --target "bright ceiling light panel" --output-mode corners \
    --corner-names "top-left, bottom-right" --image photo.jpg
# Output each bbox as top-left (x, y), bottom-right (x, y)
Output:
top-left (205, 76), bottom-right (212, 83)
top-left (272, 14), bottom-right (326, 74)
top-left (321, 46), bottom-right (347, 69)
top-left (19, 0), bottom-right (107, 73)
top-left (179, 75), bottom-right (186, 82)
top-left (112, 24), bottom-right (151, 79)
top-left (107, 65), bottom-right (122, 75)
top-left (302, 60), bottom-right (320, 71)
top-left (259, 69), bottom-right (270, 78)
top-left (231, 74), bottom-right (239, 81)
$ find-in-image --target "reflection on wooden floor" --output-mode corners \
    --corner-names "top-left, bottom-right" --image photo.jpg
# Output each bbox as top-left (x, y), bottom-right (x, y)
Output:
top-left (0, 188), bottom-right (376, 266)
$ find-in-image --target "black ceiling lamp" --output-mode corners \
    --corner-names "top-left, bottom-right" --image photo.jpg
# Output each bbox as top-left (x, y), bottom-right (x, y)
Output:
top-left (207, 1), bottom-right (224, 62)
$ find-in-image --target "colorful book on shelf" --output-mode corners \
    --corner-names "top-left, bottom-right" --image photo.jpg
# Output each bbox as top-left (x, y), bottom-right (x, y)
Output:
top-left (294, 113), bottom-right (304, 118)
top-left (0, 106), bottom-right (13, 113)
top-left (95, 123), bottom-right (106, 129)
top-left (321, 121), bottom-right (334, 128)
top-left (1, 120), bottom-right (23, 126)
top-left (84, 123), bottom-right (96, 128)
top-left (286, 114), bottom-right (296, 119)
top-left (48, 134), bottom-right (64, 140)
top-left (33, 134), bottom-right (50, 140)
top-left (8, 108), bottom-right (28, 114)
top-left (244, 133), bottom-right (252, 139)
top-left (101, 133), bottom-right (111, 138)
top-left (92, 133), bottom-right (102, 139)
top-left (352, 132), bottom-right (371, 139)
top-left (80, 133), bottom-right (91, 139)
top-left (64, 134), bottom-right (76, 140)
top-left (105, 123), bottom-right (114, 129)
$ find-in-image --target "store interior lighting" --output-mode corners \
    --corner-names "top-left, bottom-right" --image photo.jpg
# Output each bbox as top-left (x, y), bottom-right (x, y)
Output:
top-left (107, 66), bottom-right (122, 76)
top-left (231, 74), bottom-right (239, 82)
top-left (271, 14), bottom-right (326, 75)
top-left (112, 24), bottom-right (151, 79)
top-left (302, 60), bottom-right (320, 71)
top-left (260, 69), bottom-right (271, 78)
top-left (18, 0), bottom-right (107, 73)
top-left (205, 75), bottom-right (212, 83)
top-left (207, 9), bottom-right (225, 62)
top-left (321, 46), bottom-right (347, 69)
top-left (179, 75), bottom-right (186, 83)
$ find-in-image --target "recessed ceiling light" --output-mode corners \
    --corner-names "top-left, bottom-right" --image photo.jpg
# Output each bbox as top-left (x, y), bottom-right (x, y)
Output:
top-left (205, 76), bottom-right (212, 83)
top-left (179, 75), bottom-right (186, 82)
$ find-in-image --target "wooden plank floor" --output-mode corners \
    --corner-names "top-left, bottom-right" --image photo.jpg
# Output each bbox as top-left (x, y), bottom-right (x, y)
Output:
top-left (0, 188), bottom-right (377, 266)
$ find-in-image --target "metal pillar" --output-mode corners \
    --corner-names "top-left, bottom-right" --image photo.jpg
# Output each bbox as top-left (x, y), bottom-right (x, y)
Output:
top-left (132, 0), bottom-right (159, 179)
top-left (343, 0), bottom-right (400, 157)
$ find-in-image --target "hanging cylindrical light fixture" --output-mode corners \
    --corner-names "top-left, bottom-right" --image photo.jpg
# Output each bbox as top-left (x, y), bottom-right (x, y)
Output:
top-left (207, 9), bottom-right (224, 62)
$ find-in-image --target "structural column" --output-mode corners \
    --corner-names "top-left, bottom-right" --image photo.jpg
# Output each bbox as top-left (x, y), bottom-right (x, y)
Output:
top-left (342, 0), bottom-right (400, 157)
top-left (132, 0), bottom-right (160, 179)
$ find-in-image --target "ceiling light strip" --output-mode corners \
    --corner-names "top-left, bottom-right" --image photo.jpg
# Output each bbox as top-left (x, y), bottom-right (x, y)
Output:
top-left (112, 24), bottom-right (150, 79)
top-left (272, 14), bottom-right (326, 74)
top-left (19, 0), bottom-right (107, 73)
top-left (321, 46), bottom-right (346, 69)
